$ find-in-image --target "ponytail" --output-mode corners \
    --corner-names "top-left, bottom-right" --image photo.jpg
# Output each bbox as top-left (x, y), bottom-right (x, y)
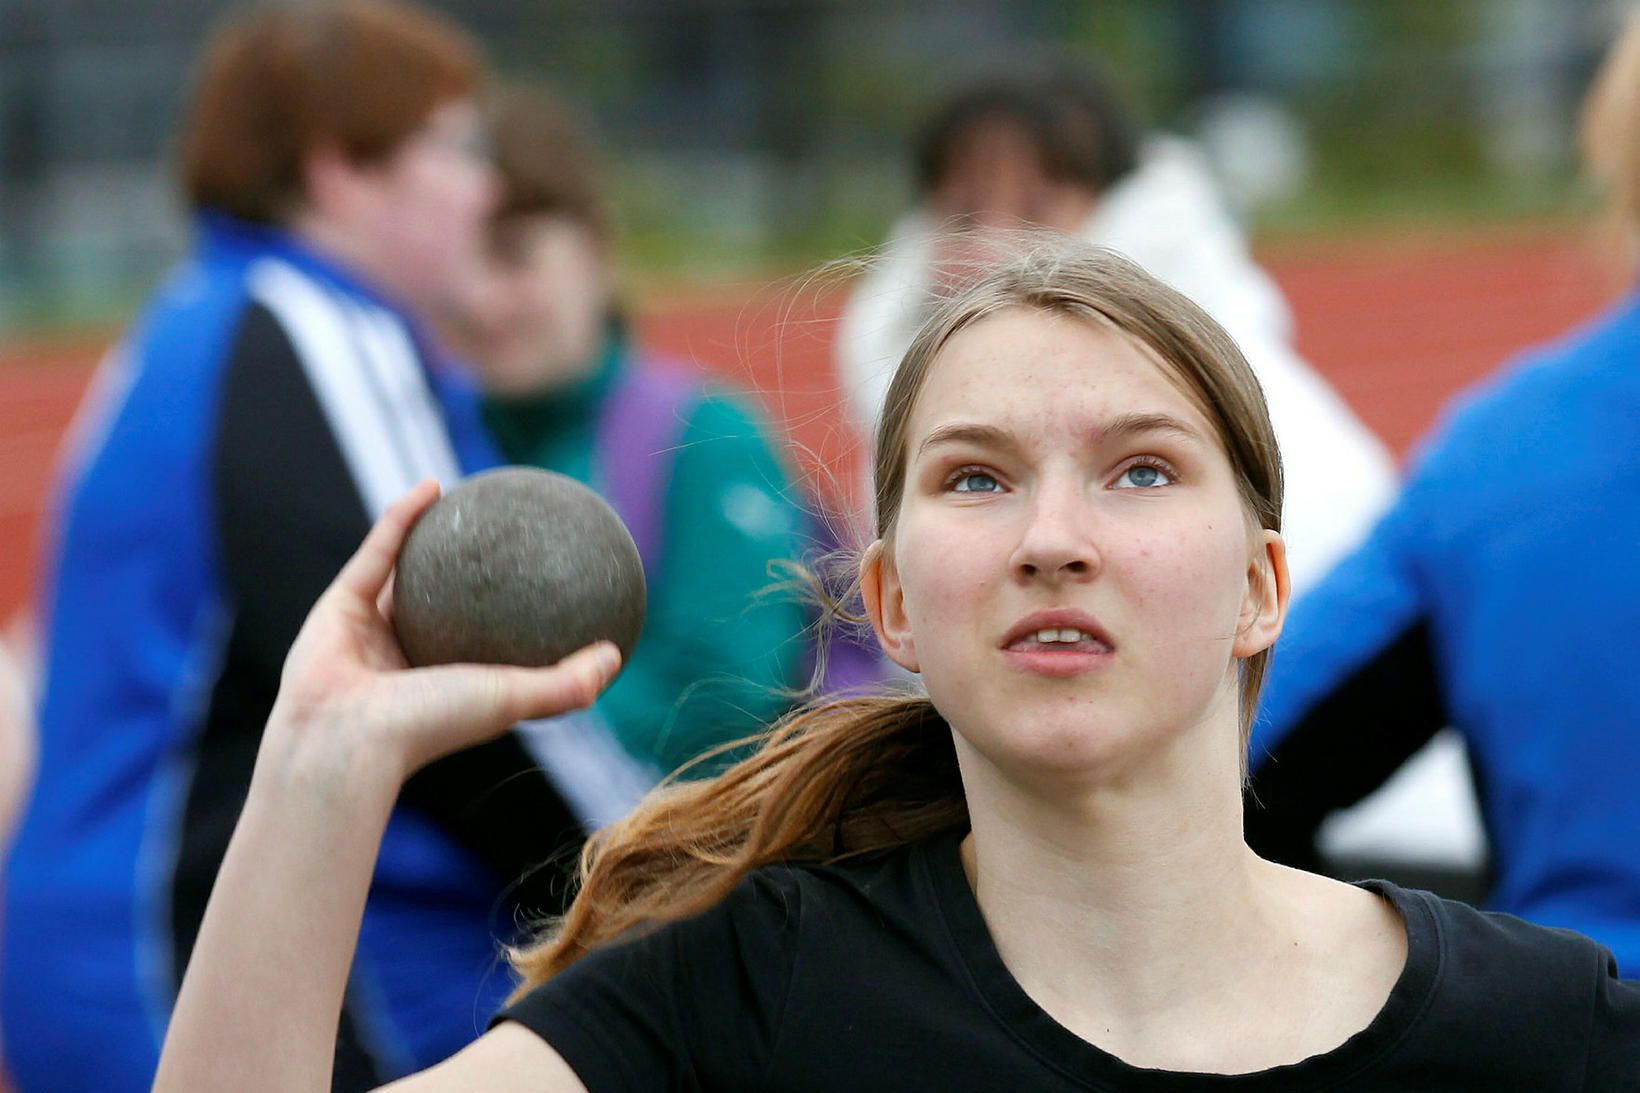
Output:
top-left (509, 692), bottom-right (965, 993)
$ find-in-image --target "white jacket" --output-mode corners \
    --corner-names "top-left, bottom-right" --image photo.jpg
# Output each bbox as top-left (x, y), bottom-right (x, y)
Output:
top-left (837, 136), bottom-right (1398, 595)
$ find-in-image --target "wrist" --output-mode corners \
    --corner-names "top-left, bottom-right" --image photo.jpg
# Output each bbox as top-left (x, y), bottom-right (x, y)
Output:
top-left (257, 703), bottom-right (409, 813)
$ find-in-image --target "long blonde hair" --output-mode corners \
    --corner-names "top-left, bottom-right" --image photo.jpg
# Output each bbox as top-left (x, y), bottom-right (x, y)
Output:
top-left (509, 242), bottom-right (1283, 992)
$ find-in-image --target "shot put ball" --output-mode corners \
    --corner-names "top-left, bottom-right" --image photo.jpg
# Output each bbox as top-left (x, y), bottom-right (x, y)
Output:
top-left (392, 467), bottom-right (646, 670)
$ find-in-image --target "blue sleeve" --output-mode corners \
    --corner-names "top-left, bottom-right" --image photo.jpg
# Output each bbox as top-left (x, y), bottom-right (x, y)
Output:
top-left (1254, 490), bottom-right (1433, 752)
top-left (1244, 457), bottom-right (1448, 868)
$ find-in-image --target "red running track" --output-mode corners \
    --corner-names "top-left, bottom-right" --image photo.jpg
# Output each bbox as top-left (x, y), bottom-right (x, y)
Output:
top-left (0, 228), bottom-right (1618, 622)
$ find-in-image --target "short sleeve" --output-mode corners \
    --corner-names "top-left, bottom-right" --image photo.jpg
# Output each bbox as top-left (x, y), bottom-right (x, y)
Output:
top-left (1242, 487), bottom-right (1447, 870)
top-left (493, 869), bottom-right (801, 1092)
top-left (1583, 954), bottom-right (1640, 1087)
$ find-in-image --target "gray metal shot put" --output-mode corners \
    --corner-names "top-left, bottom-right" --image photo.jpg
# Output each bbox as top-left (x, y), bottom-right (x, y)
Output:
top-left (392, 467), bottom-right (646, 669)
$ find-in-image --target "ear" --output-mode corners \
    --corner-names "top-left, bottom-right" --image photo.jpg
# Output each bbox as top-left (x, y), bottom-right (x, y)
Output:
top-left (1233, 529), bottom-right (1289, 658)
top-left (299, 142), bottom-right (368, 221)
top-left (859, 539), bottom-right (920, 674)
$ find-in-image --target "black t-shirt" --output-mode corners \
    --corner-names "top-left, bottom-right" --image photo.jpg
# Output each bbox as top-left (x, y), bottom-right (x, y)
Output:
top-left (497, 832), bottom-right (1640, 1090)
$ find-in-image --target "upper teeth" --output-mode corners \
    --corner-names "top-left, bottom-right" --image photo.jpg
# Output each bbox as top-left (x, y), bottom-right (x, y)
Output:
top-left (1034, 628), bottom-right (1089, 644)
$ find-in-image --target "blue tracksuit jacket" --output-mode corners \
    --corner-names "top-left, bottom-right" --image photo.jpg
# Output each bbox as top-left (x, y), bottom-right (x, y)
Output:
top-left (1247, 287), bottom-right (1640, 975)
top-left (1, 214), bottom-right (584, 1090)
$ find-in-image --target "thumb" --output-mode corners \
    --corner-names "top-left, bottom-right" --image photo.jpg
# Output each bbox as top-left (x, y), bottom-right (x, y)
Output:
top-left (400, 641), bottom-right (623, 767)
top-left (499, 641), bottom-right (624, 724)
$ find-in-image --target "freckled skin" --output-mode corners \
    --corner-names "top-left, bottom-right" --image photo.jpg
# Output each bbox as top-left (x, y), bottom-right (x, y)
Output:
top-left (875, 309), bottom-right (1264, 785)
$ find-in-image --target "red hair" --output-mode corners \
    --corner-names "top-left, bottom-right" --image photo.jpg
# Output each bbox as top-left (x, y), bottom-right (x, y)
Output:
top-left (179, 0), bottom-right (482, 223)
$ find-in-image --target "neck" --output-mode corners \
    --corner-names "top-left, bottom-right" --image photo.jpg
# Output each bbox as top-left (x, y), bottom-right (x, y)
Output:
top-left (287, 211), bottom-right (406, 311)
top-left (956, 707), bottom-right (1280, 1022)
top-left (948, 698), bottom-right (1410, 1072)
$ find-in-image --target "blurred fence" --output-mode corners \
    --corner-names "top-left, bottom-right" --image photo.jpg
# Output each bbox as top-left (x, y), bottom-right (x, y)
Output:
top-left (0, 0), bottom-right (1625, 330)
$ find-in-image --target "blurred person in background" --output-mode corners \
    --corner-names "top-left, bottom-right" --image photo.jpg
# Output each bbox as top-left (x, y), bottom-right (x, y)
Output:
top-left (0, 620), bottom-right (33, 1083)
top-left (0, 3), bottom-right (599, 1089)
top-left (1245, 8), bottom-right (1640, 978)
top-left (437, 84), bottom-right (812, 817)
top-left (0, 626), bottom-right (32, 1088)
top-left (0, 626), bottom-right (33, 859)
top-left (837, 66), bottom-right (1396, 595)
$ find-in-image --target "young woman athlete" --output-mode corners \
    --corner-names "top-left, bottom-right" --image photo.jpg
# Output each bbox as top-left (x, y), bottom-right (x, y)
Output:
top-left (154, 244), bottom-right (1640, 1090)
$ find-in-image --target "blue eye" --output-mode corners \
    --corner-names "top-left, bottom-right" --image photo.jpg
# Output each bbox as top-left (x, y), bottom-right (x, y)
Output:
top-left (951, 470), bottom-right (1002, 493)
top-left (1113, 462), bottom-right (1173, 489)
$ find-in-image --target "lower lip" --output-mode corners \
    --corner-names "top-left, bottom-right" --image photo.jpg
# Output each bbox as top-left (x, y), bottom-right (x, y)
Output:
top-left (1000, 646), bottom-right (1114, 678)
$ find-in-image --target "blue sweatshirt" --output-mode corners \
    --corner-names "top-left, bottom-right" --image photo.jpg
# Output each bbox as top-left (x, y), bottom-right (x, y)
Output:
top-left (1246, 288), bottom-right (1640, 975)
top-left (1, 215), bottom-right (577, 1091)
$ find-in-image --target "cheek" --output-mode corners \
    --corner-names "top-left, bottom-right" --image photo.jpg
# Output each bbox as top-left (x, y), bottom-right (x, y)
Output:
top-left (530, 262), bottom-right (600, 333)
top-left (460, 269), bottom-right (515, 330)
top-left (1121, 517), bottom-right (1251, 652)
top-left (520, 265), bottom-right (560, 315)
top-left (405, 160), bottom-right (484, 228)
top-left (538, 240), bottom-right (609, 316)
top-left (893, 516), bottom-right (1002, 637)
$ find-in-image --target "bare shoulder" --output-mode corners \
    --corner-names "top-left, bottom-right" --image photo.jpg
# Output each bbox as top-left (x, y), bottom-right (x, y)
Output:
top-left (378, 1023), bottom-right (588, 1093)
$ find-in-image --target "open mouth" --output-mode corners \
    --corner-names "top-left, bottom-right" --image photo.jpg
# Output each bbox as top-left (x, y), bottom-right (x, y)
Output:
top-left (1001, 609), bottom-right (1116, 651)
top-left (1004, 627), bottom-right (1113, 654)
top-left (999, 612), bottom-right (1117, 675)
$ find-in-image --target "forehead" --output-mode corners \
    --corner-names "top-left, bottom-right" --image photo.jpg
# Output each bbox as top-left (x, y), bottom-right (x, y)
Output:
top-left (907, 306), bottom-right (1213, 442)
top-left (943, 116), bottom-right (1046, 171)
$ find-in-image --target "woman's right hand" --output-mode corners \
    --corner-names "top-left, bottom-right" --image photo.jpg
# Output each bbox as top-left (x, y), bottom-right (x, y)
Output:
top-left (264, 479), bottom-right (622, 786)
top-left (156, 481), bottom-right (619, 1093)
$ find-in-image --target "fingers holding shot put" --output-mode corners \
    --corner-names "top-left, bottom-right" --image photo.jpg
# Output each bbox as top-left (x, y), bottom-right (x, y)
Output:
top-left (333, 477), bottom-right (443, 612)
top-left (267, 475), bottom-right (628, 782)
top-left (158, 474), bottom-right (632, 1093)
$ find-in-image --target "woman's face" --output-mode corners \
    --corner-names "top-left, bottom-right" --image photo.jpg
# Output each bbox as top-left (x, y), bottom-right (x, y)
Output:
top-left (866, 307), bottom-right (1283, 786)
top-left (445, 214), bottom-right (612, 395)
top-left (357, 98), bottom-right (499, 313)
top-left (930, 116), bottom-right (1098, 233)
top-left (926, 118), bottom-right (1100, 297)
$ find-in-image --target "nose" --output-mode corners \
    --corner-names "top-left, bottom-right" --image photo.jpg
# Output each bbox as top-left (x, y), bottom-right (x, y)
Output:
top-left (1009, 477), bottom-right (1100, 582)
top-left (475, 162), bottom-right (504, 218)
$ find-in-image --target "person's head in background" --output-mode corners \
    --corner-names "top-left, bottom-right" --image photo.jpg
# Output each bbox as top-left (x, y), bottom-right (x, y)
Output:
top-left (1582, 6), bottom-right (1640, 271)
top-left (440, 84), bottom-right (617, 397)
top-left (914, 68), bottom-right (1142, 238)
top-left (179, 0), bottom-right (497, 317)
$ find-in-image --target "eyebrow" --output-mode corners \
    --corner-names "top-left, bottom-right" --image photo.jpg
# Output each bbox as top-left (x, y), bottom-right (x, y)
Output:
top-left (916, 422), bottom-right (1021, 459)
top-left (1100, 412), bottom-right (1208, 446)
top-left (915, 412), bottom-right (1207, 459)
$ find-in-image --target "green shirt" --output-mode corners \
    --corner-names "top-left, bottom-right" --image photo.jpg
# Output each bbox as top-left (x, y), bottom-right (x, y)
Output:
top-left (481, 335), bottom-right (807, 778)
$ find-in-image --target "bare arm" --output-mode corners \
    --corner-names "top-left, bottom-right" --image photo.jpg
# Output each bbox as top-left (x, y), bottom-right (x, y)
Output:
top-left (379, 1024), bottom-right (586, 1092)
top-left (153, 481), bottom-right (614, 1093)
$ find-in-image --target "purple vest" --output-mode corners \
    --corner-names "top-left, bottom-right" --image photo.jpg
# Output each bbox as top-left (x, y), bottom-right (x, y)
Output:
top-left (595, 358), bottom-right (885, 697)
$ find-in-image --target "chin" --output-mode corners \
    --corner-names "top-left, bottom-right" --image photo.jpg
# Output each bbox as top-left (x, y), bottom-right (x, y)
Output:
top-left (958, 707), bottom-right (1151, 783)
